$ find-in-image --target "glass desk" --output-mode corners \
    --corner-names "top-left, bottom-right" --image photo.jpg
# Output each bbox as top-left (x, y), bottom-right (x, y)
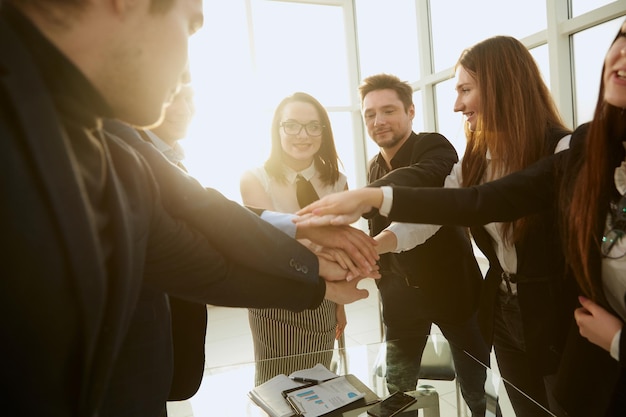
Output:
top-left (178, 335), bottom-right (556, 417)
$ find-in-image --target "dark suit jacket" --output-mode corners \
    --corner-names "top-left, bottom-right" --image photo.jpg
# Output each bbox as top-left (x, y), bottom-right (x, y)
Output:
top-left (101, 120), bottom-right (332, 415)
top-left (367, 132), bottom-right (482, 323)
top-left (384, 125), bottom-right (623, 416)
top-left (0, 11), bottom-right (323, 417)
top-left (102, 124), bottom-right (208, 410)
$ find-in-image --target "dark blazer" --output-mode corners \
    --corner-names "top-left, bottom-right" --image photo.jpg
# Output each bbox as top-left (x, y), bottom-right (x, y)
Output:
top-left (102, 123), bottom-right (208, 411)
top-left (552, 124), bottom-right (623, 417)
top-left (383, 125), bottom-right (623, 416)
top-left (372, 128), bottom-right (575, 374)
top-left (0, 13), bottom-right (323, 417)
top-left (368, 132), bottom-right (483, 323)
top-left (101, 120), bottom-right (332, 416)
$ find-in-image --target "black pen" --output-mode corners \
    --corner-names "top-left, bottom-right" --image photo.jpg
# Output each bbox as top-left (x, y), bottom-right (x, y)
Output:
top-left (291, 377), bottom-right (320, 384)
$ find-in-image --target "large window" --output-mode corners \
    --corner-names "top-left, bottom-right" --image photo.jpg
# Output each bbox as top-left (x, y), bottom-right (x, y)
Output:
top-left (430, 0), bottom-right (547, 72)
top-left (354, 0), bottom-right (420, 81)
top-left (572, 0), bottom-right (620, 16)
top-left (572, 16), bottom-right (624, 124)
top-left (184, 0), bottom-right (626, 203)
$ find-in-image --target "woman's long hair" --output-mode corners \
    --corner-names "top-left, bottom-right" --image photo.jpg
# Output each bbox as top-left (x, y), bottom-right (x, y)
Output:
top-left (458, 36), bottom-right (570, 242)
top-left (264, 92), bottom-right (341, 186)
top-left (564, 27), bottom-right (626, 299)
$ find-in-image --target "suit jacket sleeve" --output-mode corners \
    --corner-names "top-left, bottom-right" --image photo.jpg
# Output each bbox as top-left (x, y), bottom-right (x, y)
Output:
top-left (363, 132), bottom-right (457, 220)
top-left (386, 148), bottom-right (567, 226)
top-left (104, 123), bottom-right (324, 311)
top-left (106, 121), bottom-right (317, 279)
top-left (369, 132), bottom-right (458, 188)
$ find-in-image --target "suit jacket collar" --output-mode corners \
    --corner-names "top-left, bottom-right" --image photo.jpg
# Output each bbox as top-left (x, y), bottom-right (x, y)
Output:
top-left (2, 3), bottom-right (113, 127)
top-left (143, 129), bottom-right (186, 165)
top-left (373, 131), bottom-right (420, 171)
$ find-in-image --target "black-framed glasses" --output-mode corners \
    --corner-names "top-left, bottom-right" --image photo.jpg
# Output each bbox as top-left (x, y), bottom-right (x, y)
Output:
top-left (601, 195), bottom-right (626, 258)
top-left (280, 121), bottom-right (325, 136)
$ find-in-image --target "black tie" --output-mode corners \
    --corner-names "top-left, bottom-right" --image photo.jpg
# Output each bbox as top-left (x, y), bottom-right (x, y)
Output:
top-left (296, 175), bottom-right (320, 208)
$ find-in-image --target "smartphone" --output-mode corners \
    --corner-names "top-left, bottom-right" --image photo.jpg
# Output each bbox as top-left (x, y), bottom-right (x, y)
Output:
top-left (367, 391), bottom-right (417, 417)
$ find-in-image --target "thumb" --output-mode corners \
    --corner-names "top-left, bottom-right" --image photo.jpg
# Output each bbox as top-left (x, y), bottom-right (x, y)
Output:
top-left (578, 295), bottom-right (597, 312)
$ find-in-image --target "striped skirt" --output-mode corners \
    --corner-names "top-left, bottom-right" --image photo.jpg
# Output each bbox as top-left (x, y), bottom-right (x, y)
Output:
top-left (249, 299), bottom-right (337, 386)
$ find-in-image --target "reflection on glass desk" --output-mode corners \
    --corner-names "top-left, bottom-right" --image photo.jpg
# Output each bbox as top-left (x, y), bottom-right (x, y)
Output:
top-left (181, 336), bottom-right (554, 417)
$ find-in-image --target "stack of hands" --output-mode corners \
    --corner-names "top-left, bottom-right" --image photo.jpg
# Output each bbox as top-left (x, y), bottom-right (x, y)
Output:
top-left (291, 189), bottom-right (383, 306)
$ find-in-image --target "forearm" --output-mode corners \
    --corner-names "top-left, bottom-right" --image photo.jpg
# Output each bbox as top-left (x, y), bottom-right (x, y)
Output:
top-left (150, 259), bottom-right (325, 312)
top-left (388, 156), bottom-right (557, 225)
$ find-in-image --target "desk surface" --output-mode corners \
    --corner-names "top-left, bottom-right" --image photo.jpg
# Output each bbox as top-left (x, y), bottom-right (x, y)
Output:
top-left (184, 338), bottom-right (550, 417)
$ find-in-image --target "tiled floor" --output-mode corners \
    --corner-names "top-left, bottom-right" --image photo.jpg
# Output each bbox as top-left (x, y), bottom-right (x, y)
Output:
top-left (167, 257), bottom-right (517, 417)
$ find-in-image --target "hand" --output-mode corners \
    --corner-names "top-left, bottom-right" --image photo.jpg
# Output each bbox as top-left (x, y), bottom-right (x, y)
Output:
top-left (335, 304), bottom-right (347, 340)
top-left (575, 296), bottom-right (624, 353)
top-left (294, 188), bottom-right (384, 227)
top-left (318, 255), bottom-right (380, 282)
top-left (324, 277), bottom-right (372, 305)
top-left (316, 247), bottom-right (361, 278)
top-left (296, 223), bottom-right (379, 271)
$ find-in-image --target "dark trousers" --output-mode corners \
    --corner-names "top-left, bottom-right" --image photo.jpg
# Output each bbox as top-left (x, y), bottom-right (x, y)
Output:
top-left (493, 291), bottom-right (568, 417)
top-left (379, 276), bottom-right (493, 417)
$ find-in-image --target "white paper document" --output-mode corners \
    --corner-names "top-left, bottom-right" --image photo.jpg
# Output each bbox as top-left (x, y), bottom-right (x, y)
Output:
top-left (248, 364), bottom-right (370, 417)
top-left (285, 376), bottom-right (365, 416)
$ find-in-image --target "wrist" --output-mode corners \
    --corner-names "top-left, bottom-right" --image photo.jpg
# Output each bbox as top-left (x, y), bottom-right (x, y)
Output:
top-left (375, 230), bottom-right (397, 254)
top-left (378, 187), bottom-right (392, 216)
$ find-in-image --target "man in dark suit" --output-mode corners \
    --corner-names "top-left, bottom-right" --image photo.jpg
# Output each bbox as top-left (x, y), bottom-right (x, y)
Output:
top-left (0, 2), bottom-right (377, 416)
top-left (358, 74), bottom-right (492, 416)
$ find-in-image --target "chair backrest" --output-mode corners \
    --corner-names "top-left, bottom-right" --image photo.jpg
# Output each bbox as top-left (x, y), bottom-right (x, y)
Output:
top-left (417, 334), bottom-right (456, 381)
top-left (377, 292), bottom-right (456, 381)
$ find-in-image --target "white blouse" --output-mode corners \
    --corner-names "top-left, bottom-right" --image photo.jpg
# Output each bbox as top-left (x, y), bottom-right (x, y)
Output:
top-left (246, 162), bottom-right (347, 214)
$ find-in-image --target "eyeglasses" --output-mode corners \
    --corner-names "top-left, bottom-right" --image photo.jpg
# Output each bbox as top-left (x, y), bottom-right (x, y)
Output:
top-left (280, 121), bottom-right (325, 136)
top-left (601, 195), bottom-right (626, 258)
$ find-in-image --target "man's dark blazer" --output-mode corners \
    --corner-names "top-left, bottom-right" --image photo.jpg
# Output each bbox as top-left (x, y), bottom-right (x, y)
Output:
top-left (0, 14), bottom-right (323, 417)
top-left (367, 132), bottom-right (483, 323)
top-left (380, 125), bottom-right (623, 416)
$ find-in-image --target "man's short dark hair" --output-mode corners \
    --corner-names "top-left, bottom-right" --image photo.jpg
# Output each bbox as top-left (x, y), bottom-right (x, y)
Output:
top-left (358, 73), bottom-right (414, 112)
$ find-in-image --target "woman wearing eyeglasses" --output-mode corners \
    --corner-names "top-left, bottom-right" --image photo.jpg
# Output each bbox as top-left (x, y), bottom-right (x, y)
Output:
top-left (240, 92), bottom-right (349, 385)
top-left (294, 21), bottom-right (626, 416)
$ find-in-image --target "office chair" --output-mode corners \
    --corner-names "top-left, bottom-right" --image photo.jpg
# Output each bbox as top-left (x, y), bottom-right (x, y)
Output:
top-left (372, 293), bottom-right (468, 417)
